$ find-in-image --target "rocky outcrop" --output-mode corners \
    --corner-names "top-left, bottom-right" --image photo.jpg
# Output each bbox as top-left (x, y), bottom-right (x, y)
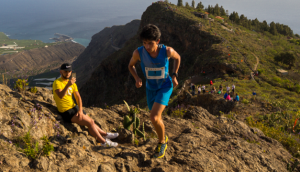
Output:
top-left (0, 42), bottom-right (84, 72)
top-left (72, 20), bottom-right (140, 89)
top-left (79, 3), bottom-right (224, 107)
top-left (178, 91), bottom-right (236, 116)
top-left (0, 84), bottom-right (299, 171)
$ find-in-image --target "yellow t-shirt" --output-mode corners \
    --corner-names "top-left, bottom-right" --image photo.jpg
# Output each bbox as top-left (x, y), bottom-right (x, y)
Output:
top-left (52, 77), bottom-right (78, 113)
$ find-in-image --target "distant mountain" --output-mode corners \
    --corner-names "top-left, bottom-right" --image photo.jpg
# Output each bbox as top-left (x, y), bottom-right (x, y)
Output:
top-left (0, 42), bottom-right (84, 72)
top-left (72, 19), bottom-right (140, 89)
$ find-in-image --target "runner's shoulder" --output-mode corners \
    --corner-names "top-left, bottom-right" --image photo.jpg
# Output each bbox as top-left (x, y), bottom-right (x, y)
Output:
top-left (132, 49), bottom-right (141, 60)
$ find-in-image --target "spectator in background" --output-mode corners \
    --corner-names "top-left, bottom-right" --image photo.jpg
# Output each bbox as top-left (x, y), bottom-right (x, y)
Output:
top-left (198, 85), bottom-right (201, 95)
top-left (232, 83), bottom-right (235, 93)
top-left (234, 93), bottom-right (239, 102)
top-left (202, 85), bottom-right (206, 94)
top-left (253, 91), bottom-right (256, 96)
top-left (211, 87), bottom-right (216, 94)
top-left (224, 92), bottom-right (228, 99)
top-left (219, 83), bottom-right (223, 94)
top-left (226, 85), bottom-right (230, 93)
top-left (226, 94), bottom-right (232, 101)
top-left (191, 83), bottom-right (195, 96)
top-left (210, 80), bottom-right (213, 87)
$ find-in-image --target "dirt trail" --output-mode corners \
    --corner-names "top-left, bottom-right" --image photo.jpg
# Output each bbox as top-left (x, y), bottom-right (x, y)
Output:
top-left (252, 52), bottom-right (260, 71)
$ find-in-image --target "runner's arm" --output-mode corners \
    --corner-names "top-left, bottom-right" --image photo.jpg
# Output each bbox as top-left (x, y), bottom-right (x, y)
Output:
top-left (166, 47), bottom-right (181, 74)
top-left (128, 49), bottom-right (141, 81)
top-left (74, 91), bottom-right (83, 113)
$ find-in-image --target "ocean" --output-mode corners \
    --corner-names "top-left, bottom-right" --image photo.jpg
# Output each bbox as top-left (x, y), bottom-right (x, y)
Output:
top-left (0, 0), bottom-right (299, 48)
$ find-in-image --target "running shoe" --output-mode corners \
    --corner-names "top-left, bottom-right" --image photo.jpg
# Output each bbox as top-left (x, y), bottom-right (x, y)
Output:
top-left (154, 136), bottom-right (168, 158)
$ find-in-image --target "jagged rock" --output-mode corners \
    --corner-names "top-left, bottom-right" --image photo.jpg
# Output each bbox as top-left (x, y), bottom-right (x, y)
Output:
top-left (116, 128), bottom-right (134, 144)
top-left (98, 163), bottom-right (116, 172)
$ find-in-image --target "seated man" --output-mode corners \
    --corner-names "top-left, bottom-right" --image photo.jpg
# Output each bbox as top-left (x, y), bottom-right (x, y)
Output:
top-left (53, 63), bottom-right (119, 147)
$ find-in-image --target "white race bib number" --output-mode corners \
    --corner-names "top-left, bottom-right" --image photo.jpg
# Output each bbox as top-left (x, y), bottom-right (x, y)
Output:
top-left (145, 67), bottom-right (165, 79)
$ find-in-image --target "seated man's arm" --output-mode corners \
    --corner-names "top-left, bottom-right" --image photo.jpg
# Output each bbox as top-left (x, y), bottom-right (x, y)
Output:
top-left (74, 91), bottom-right (83, 113)
top-left (55, 77), bottom-right (76, 99)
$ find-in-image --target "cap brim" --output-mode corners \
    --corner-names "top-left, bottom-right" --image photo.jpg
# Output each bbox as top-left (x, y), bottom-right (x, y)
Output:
top-left (62, 68), bottom-right (72, 71)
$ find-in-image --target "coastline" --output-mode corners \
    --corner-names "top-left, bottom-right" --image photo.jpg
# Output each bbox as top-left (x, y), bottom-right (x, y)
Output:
top-left (2, 32), bottom-right (90, 48)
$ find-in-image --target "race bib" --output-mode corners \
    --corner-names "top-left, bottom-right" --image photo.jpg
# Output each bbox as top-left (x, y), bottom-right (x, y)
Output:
top-left (145, 67), bottom-right (165, 79)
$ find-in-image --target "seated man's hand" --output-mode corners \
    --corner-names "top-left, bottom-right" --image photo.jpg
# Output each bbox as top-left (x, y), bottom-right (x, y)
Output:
top-left (68, 77), bottom-right (76, 86)
top-left (77, 111), bottom-right (84, 120)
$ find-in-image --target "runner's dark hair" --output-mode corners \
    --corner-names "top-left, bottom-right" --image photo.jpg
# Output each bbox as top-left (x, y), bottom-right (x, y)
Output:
top-left (140, 24), bottom-right (161, 41)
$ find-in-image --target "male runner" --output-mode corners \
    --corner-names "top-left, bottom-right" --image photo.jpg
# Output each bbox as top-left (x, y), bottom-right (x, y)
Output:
top-left (128, 24), bottom-right (181, 158)
top-left (53, 63), bottom-right (119, 147)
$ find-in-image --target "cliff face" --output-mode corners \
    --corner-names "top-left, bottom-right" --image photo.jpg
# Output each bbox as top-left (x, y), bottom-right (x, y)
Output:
top-left (80, 3), bottom-right (227, 107)
top-left (72, 20), bottom-right (140, 88)
top-left (0, 42), bottom-right (84, 71)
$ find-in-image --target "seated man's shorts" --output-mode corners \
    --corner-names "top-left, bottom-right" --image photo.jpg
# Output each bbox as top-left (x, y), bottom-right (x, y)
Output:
top-left (59, 105), bottom-right (86, 123)
top-left (146, 86), bottom-right (173, 110)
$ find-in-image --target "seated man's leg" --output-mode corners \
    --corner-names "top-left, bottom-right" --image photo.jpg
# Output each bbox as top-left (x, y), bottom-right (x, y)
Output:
top-left (71, 113), bottom-right (106, 143)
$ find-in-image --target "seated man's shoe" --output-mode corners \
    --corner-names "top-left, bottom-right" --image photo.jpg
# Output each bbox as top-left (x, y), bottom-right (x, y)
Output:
top-left (101, 139), bottom-right (118, 147)
top-left (103, 132), bottom-right (119, 139)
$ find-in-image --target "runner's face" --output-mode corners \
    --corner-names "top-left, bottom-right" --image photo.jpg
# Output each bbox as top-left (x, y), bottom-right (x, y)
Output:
top-left (143, 39), bottom-right (160, 53)
top-left (60, 70), bottom-right (72, 79)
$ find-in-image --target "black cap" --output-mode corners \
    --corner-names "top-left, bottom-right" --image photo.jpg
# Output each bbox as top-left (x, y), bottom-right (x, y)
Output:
top-left (60, 63), bottom-right (72, 71)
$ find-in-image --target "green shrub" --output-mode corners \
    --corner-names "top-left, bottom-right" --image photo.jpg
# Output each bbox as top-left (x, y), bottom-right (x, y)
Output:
top-left (14, 79), bottom-right (28, 92)
top-left (246, 116), bottom-right (300, 158)
top-left (272, 76), bottom-right (281, 83)
top-left (41, 136), bottom-right (54, 156)
top-left (242, 98), bottom-right (250, 104)
top-left (18, 132), bottom-right (54, 159)
top-left (257, 69), bottom-right (264, 74)
top-left (30, 86), bottom-right (38, 94)
top-left (170, 104), bottom-right (188, 118)
top-left (21, 131), bottom-right (39, 159)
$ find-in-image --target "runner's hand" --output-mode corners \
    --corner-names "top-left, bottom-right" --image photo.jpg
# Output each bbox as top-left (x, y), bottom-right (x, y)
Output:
top-left (67, 77), bottom-right (76, 86)
top-left (135, 78), bottom-right (142, 88)
top-left (172, 76), bottom-right (178, 87)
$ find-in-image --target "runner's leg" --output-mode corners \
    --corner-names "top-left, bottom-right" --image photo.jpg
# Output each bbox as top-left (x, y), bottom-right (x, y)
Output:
top-left (150, 102), bottom-right (166, 143)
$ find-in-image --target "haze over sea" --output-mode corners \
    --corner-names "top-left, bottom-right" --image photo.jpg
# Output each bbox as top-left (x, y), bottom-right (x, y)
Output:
top-left (0, 0), bottom-right (299, 47)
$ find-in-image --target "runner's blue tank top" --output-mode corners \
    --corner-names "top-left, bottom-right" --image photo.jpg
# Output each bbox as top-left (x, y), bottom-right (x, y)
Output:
top-left (138, 44), bottom-right (172, 90)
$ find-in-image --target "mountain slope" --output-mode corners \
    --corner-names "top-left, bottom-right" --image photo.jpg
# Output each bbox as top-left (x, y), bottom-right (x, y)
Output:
top-left (72, 20), bottom-right (140, 88)
top-left (0, 42), bottom-right (84, 72)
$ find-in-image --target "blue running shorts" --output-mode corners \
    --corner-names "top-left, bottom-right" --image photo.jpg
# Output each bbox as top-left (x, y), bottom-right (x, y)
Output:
top-left (146, 86), bottom-right (173, 110)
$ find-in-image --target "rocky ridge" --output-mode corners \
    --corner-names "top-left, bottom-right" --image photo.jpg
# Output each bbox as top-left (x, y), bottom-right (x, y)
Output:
top-left (72, 20), bottom-right (140, 89)
top-left (0, 84), bottom-right (298, 172)
top-left (0, 42), bottom-right (85, 72)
